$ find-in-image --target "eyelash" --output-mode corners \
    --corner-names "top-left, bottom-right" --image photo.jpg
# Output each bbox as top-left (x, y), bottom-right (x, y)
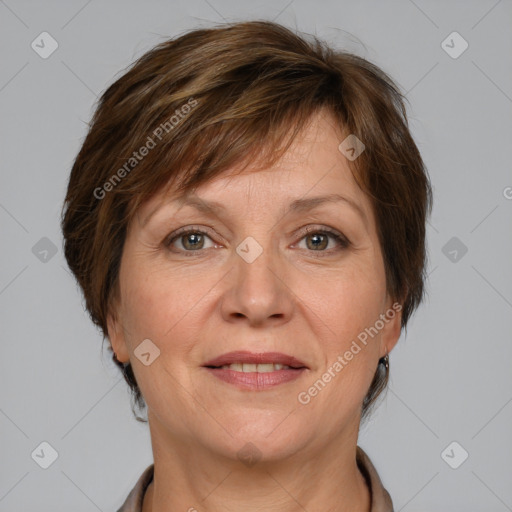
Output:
top-left (164, 225), bottom-right (350, 257)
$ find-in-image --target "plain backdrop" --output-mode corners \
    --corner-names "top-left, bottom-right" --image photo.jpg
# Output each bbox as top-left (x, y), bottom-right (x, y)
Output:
top-left (1, 1), bottom-right (511, 511)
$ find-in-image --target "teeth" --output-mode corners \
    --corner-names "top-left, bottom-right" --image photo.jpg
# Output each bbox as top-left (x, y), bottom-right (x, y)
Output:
top-left (220, 363), bottom-right (293, 372)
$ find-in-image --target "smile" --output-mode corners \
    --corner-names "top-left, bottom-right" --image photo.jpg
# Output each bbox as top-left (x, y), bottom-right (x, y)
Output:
top-left (204, 365), bottom-right (307, 390)
top-left (219, 363), bottom-right (293, 372)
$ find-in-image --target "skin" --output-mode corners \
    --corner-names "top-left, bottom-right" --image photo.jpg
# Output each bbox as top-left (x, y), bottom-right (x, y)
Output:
top-left (108, 109), bottom-right (402, 512)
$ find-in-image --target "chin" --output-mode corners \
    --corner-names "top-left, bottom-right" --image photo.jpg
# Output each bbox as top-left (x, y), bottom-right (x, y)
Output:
top-left (211, 414), bottom-right (309, 462)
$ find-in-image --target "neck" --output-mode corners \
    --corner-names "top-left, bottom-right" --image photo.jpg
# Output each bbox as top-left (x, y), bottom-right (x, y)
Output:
top-left (142, 413), bottom-right (370, 512)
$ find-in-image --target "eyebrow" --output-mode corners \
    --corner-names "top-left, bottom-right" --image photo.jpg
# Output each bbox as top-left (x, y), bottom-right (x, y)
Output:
top-left (142, 193), bottom-right (368, 228)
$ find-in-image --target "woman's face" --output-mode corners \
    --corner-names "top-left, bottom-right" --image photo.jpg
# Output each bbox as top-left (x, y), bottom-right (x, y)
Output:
top-left (108, 110), bottom-right (402, 461)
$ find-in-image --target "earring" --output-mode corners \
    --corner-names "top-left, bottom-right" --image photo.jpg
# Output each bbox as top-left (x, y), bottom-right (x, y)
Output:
top-left (380, 353), bottom-right (389, 370)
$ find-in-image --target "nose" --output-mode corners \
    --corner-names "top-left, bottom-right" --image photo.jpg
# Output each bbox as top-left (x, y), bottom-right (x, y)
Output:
top-left (220, 238), bottom-right (294, 327)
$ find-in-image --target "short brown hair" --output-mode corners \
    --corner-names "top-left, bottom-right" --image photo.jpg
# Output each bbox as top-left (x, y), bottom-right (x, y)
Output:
top-left (61, 20), bottom-right (433, 422)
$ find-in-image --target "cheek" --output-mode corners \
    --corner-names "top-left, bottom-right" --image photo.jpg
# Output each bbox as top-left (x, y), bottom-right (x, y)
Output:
top-left (301, 262), bottom-right (386, 345)
top-left (120, 261), bottom-right (218, 348)
top-left (118, 264), bottom-right (215, 414)
top-left (295, 261), bottom-right (385, 404)
top-left (299, 275), bottom-right (383, 410)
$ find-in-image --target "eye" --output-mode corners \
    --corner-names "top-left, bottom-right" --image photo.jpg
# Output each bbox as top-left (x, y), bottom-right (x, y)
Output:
top-left (165, 228), bottom-right (216, 252)
top-left (164, 225), bottom-right (350, 255)
top-left (295, 226), bottom-right (350, 253)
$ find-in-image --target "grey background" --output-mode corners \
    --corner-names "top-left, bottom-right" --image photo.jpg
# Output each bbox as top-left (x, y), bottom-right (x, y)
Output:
top-left (1, 0), bottom-right (511, 510)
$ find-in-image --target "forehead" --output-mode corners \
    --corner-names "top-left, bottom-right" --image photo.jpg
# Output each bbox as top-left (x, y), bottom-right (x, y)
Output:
top-left (136, 110), bottom-right (372, 226)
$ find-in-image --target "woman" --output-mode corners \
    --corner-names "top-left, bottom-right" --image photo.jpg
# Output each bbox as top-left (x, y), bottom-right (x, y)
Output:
top-left (61, 20), bottom-right (432, 512)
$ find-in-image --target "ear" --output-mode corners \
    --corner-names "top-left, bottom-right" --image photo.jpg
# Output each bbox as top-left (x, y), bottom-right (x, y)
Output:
top-left (379, 296), bottom-right (403, 358)
top-left (106, 306), bottom-right (130, 364)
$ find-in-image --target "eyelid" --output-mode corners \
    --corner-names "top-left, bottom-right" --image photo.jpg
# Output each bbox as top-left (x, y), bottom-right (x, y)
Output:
top-left (164, 225), bottom-right (220, 247)
top-left (296, 224), bottom-right (349, 242)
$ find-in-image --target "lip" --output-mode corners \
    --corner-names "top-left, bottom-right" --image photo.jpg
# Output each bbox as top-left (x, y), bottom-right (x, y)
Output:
top-left (204, 366), bottom-right (307, 390)
top-left (202, 351), bottom-right (308, 369)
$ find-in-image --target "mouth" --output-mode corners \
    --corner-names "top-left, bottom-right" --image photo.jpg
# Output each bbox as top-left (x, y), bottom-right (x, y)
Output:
top-left (202, 351), bottom-right (308, 390)
top-left (211, 362), bottom-right (299, 372)
top-left (202, 350), bottom-right (308, 370)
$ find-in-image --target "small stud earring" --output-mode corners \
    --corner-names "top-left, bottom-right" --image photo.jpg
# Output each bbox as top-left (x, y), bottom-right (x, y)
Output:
top-left (380, 353), bottom-right (389, 370)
